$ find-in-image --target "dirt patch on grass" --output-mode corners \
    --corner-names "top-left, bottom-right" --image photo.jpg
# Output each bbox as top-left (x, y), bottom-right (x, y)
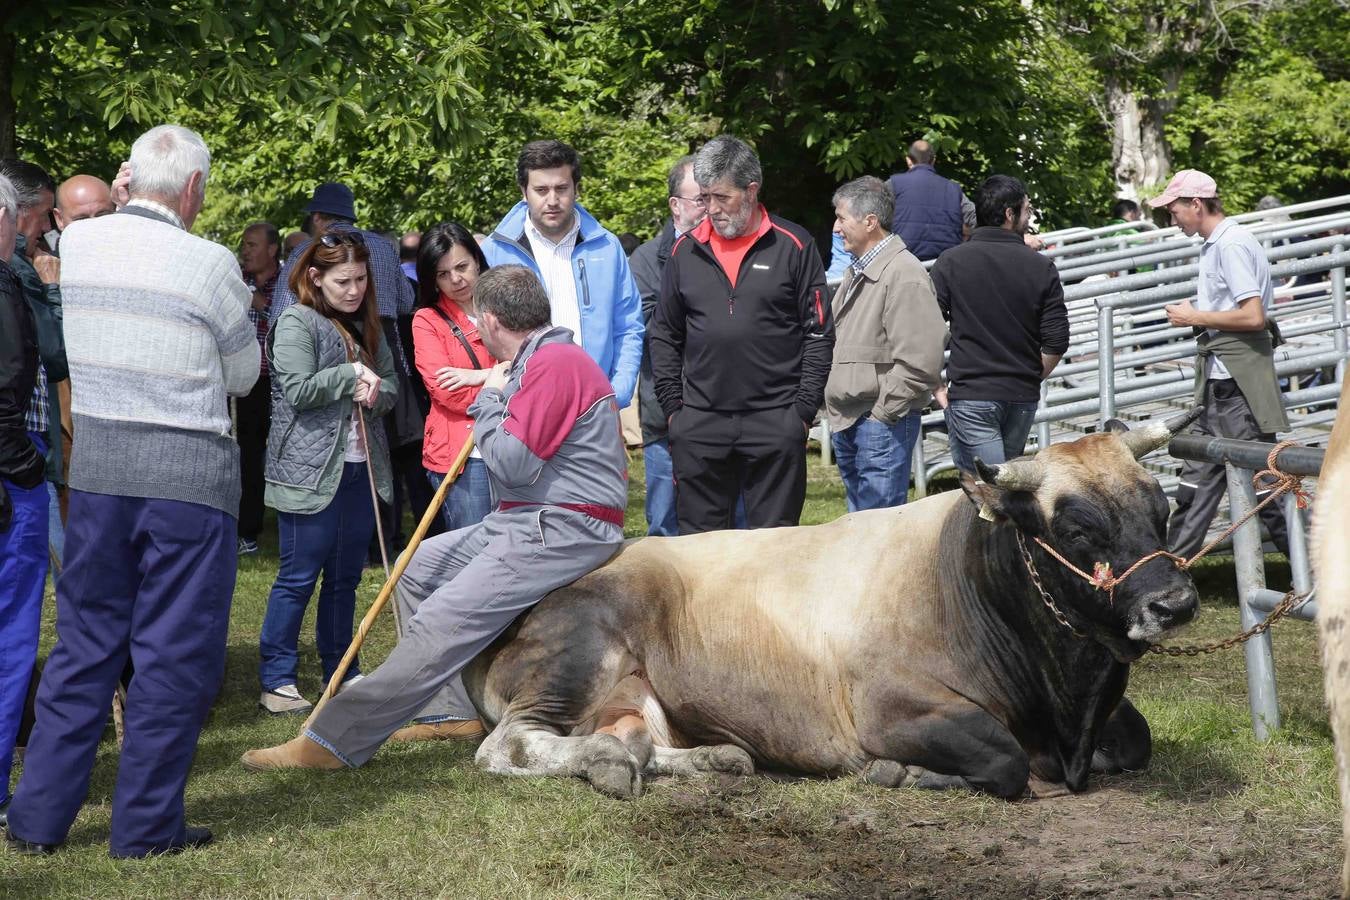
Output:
top-left (630, 776), bottom-right (1338, 898)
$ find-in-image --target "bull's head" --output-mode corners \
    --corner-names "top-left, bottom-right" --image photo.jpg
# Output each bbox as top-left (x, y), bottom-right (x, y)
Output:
top-left (958, 408), bottom-right (1203, 662)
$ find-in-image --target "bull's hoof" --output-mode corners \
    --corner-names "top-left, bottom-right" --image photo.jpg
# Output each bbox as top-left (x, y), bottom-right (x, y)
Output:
top-left (861, 759), bottom-right (918, 788)
top-left (691, 745), bottom-right (755, 776)
top-left (584, 755), bottom-right (644, 799)
top-left (1026, 775), bottom-right (1071, 799)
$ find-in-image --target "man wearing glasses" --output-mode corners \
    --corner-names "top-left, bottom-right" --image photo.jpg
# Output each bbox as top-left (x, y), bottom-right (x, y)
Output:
top-left (629, 155), bottom-right (704, 536)
top-left (649, 135), bottom-right (833, 533)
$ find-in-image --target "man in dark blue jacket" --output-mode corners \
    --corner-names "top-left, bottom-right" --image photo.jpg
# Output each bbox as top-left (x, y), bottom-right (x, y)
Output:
top-left (887, 140), bottom-right (965, 262)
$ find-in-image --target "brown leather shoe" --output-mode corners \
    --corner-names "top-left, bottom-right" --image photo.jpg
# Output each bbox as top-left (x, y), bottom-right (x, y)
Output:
top-left (240, 735), bottom-right (346, 772)
top-left (389, 719), bottom-right (487, 743)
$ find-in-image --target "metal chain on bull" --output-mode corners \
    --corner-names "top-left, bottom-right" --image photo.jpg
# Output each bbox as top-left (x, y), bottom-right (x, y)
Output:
top-left (1016, 440), bottom-right (1315, 656)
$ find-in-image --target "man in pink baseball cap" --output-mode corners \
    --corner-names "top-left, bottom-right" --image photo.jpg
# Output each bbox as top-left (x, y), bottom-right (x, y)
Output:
top-left (1151, 169), bottom-right (1290, 561)
top-left (1147, 169), bottom-right (1219, 211)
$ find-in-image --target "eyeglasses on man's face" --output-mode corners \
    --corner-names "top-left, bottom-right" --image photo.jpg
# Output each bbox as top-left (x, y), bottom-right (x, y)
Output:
top-left (671, 194), bottom-right (706, 208)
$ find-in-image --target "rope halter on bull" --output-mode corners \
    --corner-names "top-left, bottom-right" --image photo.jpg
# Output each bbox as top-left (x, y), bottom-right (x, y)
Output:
top-left (979, 409), bottom-right (1314, 656)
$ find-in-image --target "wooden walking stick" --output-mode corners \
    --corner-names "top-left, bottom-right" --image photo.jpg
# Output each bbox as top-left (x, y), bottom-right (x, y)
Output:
top-left (302, 435), bottom-right (476, 730)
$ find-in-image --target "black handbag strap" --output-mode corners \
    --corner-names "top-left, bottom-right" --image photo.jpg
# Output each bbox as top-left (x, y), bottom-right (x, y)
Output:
top-left (430, 306), bottom-right (483, 370)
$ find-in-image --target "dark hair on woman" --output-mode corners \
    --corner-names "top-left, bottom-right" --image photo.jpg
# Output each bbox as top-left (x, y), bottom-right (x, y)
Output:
top-left (288, 228), bottom-right (382, 358)
top-left (975, 174), bottom-right (1028, 228)
top-left (415, 222), bottom-right (489, 309)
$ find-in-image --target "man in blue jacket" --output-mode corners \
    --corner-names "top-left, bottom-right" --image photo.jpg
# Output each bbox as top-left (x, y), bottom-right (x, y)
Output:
top-left (887, 140), bottom-right (965, 262)
top-left (482, 140), bottom-right (642, 409)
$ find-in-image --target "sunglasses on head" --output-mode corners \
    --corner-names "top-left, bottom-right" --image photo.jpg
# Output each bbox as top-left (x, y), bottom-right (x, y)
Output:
top-left (319, 231), bottom-right (365, 248)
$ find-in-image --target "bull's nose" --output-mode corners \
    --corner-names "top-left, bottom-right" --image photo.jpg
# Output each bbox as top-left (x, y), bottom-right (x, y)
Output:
top-left (1146, 592), bottom-right (1197, 629)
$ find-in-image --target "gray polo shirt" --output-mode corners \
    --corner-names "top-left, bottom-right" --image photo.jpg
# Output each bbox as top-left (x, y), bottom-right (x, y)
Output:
top-left (1197, 218), bottom-right (1273, 379)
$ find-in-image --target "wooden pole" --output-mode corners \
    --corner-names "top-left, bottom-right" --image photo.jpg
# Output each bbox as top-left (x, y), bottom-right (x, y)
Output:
top-left (302, 435), bottom-right (475, 730)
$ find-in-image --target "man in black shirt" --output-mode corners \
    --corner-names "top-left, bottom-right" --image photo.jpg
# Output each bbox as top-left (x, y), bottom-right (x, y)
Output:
top-left (929, 175), bottom-right (1069, 473)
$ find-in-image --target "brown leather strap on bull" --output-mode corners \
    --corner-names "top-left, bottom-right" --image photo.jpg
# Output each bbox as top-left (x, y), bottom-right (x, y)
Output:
top-left (1029, 440), bottom-right (1311, 606)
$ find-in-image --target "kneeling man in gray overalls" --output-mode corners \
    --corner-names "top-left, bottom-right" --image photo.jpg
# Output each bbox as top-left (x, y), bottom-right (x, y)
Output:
top-left (242, 264), bottom-right (628, 771)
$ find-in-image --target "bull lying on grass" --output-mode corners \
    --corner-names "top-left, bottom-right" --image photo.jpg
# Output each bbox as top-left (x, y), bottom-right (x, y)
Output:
top-left (463, 410), bottom-right (1203, 800)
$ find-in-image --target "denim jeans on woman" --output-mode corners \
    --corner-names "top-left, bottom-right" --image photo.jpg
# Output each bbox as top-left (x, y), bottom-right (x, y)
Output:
top-left (944, 399), bottom-right (1039, 474)
top-left (259, 461), bottom-right (376, 691)
top-left (831, 411), bottom-right (922, 512)
top-left (426, 458), bottom-right (494, 533)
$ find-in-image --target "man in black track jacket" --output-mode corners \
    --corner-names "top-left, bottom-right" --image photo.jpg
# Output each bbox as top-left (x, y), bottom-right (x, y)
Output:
top-left (649, 135), bottom-right (833, 533)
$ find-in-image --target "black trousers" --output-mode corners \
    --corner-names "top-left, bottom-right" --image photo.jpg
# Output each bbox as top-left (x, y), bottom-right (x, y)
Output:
top-left (1167, 378), bottom-right (1289, 556)
top-left (670, 405), bottom-right (807, 534)
top-left (235, 374), bottom-right (270, 541)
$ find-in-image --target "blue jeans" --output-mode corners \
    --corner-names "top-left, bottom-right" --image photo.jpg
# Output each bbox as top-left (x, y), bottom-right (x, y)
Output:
top-left (47, 481), bottom-right (64, 571)
top-left (944, 399), bottom-right (1039, 473)
top-left (831, 412), bottom-right (922, 512)
top-left (643, 439), bottom-right (679, 537)
top-left (1, 437), bottom-right (49, 804)
top-left (259, 462), bottom-right (376, 691)
top-left (427, 458), bottom-right (493, 532)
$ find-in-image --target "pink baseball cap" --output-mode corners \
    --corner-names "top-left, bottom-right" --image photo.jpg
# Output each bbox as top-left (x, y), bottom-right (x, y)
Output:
top-left (1148, 169), bottom-right (1218, 208)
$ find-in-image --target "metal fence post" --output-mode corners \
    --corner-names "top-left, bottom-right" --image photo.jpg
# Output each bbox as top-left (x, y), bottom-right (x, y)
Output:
top-left (1037, 381), bottom-right (1051, 451)
top-left (1225, 462), bottom-right (1281, 740)
top-left (1097, 303), bottom-right (1115, 423)
top-left (912, 429), bottom-right (928, 499)
top-left (1333, 240), bottom-right (1346, 385)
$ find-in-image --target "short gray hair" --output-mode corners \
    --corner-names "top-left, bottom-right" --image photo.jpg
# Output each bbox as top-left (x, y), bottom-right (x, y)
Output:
top-left (473, 265), bottom-right (552, 332)
top-left (832, 176), bottom-right (893, 229)
top-left (128, 125), bottom-right (211, 199)
top-left (693, 135), bottom-right (762, 191)
top-left (0, 173), bottom-right (18, 225)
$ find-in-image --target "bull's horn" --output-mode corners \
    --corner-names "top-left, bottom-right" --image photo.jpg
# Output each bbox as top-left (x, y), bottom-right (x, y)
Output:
top-left (1164, 405), bottom-right (1205, 434)
top-left (1117, 406), bottom-right (1204, 459)
top-left (975, 457), bottom-right (1045, 491)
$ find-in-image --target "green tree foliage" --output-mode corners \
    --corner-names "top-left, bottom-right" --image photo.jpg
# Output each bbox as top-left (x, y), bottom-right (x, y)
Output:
top-left (4, 0), bottom-right (1346, 246)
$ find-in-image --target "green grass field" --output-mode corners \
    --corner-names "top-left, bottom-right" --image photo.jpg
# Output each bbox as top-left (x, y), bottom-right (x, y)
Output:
top-left (2, 454), bottom-right (1340, 898)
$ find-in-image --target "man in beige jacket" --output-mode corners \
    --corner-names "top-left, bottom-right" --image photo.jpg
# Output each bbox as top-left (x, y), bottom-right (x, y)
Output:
top-left (824, 176), bottom-right (945, 511)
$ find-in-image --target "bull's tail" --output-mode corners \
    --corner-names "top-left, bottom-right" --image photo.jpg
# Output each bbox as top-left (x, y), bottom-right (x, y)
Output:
top-left (1314, 381), bottom-right (1350, 900)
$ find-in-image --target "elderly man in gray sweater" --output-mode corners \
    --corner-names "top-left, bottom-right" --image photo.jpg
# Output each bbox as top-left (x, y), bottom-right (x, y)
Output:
top-left (5, 125), bottom-right (258, 859)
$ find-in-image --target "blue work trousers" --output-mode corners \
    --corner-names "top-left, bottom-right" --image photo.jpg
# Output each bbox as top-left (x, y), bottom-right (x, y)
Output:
top-left (7, 490), bottom-right (235, 857)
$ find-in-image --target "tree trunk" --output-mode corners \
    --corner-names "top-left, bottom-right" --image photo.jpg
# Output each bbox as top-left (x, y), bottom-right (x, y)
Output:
top-left (1108, 70), bottom-right (1179, 202)
top-left (0, 25), bottom-right (14, 159)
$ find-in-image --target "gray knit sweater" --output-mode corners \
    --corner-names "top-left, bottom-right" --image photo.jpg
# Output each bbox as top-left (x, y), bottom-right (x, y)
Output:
top-left (59, 206), bottom-right (260, 515)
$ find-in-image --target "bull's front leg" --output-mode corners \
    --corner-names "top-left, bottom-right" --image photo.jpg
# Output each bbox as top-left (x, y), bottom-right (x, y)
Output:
top-left (857, 701), bottom-right (1031, 800)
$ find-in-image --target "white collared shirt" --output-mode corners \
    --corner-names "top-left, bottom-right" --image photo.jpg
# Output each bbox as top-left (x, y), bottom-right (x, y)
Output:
top-left (125, 198), bottom-right (185, 230)
top-left (523, 213), bottom-right (582, 347)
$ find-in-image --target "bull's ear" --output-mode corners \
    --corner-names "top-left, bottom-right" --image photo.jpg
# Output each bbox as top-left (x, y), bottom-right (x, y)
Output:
top-left (1104, 418), bottom-right (1129, 434)
top-left (958, 469), bottom-right (1007, 522)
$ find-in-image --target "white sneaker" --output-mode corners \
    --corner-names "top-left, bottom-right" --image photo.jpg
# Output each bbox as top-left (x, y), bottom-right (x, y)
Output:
top-left (259, 684), bottom-right (313, 716)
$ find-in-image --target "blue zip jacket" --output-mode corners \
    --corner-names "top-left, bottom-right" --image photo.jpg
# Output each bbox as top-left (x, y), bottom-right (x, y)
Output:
top-left (482, 201), bottom-right (643, 409)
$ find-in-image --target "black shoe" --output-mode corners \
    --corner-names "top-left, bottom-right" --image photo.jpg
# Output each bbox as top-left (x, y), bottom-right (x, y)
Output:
top-left (168, 825), bottom-right (214, 854)
top-left (6, 826), bottom-right (59, 856)
top-left (113, 825), bottom-right (214, 859)
top-left (0, 797), bottom-right (7, 829)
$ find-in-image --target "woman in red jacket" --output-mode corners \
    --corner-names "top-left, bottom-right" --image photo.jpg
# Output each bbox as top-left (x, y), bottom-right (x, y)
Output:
top-left (411, 223), bottom-right (497, 530)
